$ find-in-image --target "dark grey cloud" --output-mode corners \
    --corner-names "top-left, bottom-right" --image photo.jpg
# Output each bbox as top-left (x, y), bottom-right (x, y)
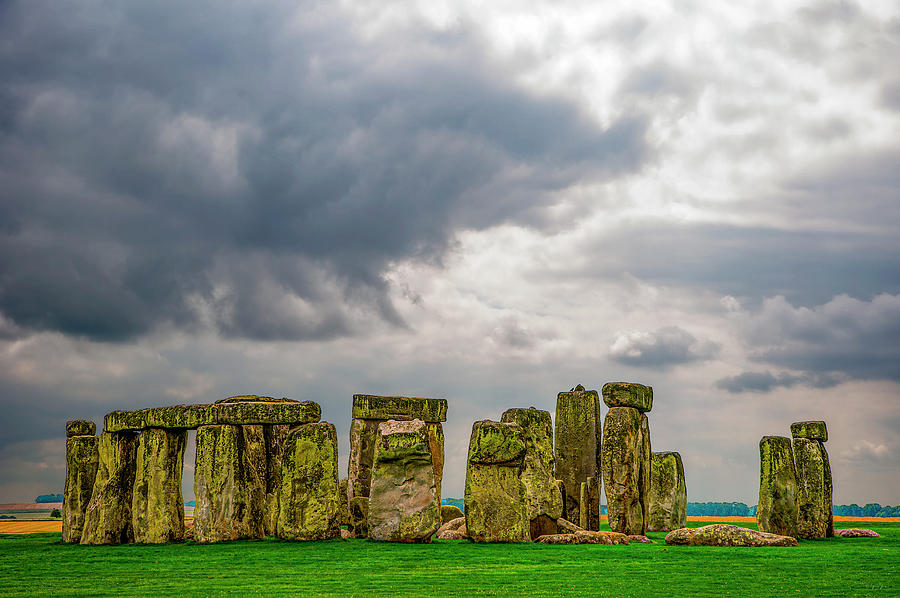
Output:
top-left (715, 370), bottom-right (844, 394)
top-left (0, 1), bottom-right (650, 342)
top-left (609, 326), bottom-right (719, 368)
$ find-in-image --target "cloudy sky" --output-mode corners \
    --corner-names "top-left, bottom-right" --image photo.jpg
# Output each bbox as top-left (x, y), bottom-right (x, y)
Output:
top-left (1, 0), bottom-right (898, 505)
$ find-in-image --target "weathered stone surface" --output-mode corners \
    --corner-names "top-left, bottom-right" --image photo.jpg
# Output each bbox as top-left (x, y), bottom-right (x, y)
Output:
top-left (340, 528), bottom-right (352, 539)
top-left (793, 437), bottom-right (830, 539)
top-left (81, 431), bottom-right (137, 545)
top-left (835, 528), bottom-right (880, 537)
top-left (627, 535), bottom-right (653, 543)
top-left (602, 407), bottom-right (650, 535)
top-left (554, 386), bottom-right (601, 521)
top-left (535, 530), bottom-right (629, 545)
top-left (425, 422), bottom-right (445, 501)
top-left (436, 516), bottom-right (468, 540)
top-left (556, 518), bottom-right (584, 533)
top-left (194, 424), bottom-right (266, 542)
top-left (66, 420), bottom-right (96, 438)
top-left (441, 504), bottom-right (464, 524)
top-left (263, 424), bottom-right (290, 536)
top-left (348, 496), bottom-right (369, 537)
top-left (465, 420), bottom-right (529, 543)
top-left (104, 398), bottom-right (321, 432)
top-left (648, 451), bottom-right (687, 532)
top-left (578, 476), bottom-right (600, 531)
top-left (822, 442), bottom-right (834, 537)
top-left (368, 420), bottom-right (441, 542)
top-left (601, 382), bottom-right (653, 412)
top-left (277, 422), bottom-right (341, 541)
top-left (790, 421), bottom-right (827, 442)
top-left (132, 428), bottom-right (187, 543)
top-left (339, 478), bottom-right (350, 527)
top-left (501, 407), bottom-right (564, 531)
top-left (63, 435), bottom-right (99, 543)
top-left (758, 436), bottom-right (799, 538)
top-left (352, 394), bottom-right (447, 422)
top-left (665, 524), bottom-right (798, 547)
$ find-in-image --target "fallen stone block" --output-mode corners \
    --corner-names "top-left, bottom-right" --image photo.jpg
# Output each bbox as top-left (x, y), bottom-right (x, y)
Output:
top-left (757, 436), bottom-right (799, 538)
top-left (556, 518), bottom-right (584, 533)
top-left (441, 504), bottom-right (464, 524)
top-left (627, 534), bottom-right (653, 543)
top-left (535, 530), bottom-right (629, 545)
top-left (435, 516), bottom-right (468, 540)
top-left (601, 382), bottom-right (653, 413)
top-left (835, 528), bottom-right (879, 538)
top-left (665, 524), bottom-right (798, 547)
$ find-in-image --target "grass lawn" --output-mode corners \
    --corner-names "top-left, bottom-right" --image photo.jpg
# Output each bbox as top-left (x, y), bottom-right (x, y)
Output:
top-left (2, 521), bottom-right (897, 597)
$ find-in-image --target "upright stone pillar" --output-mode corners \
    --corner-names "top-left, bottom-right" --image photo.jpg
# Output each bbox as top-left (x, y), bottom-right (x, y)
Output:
top-left (501, 408), bottom-right (563, 538)
top-left (193, 424), bottom-right (266, 542)
top-left (63, 421), bottom-right (99, 543)
top-left (554, 385), bottom-right (601, 524)
top-left (465, 420), bottom-right (529, 543)
top-left (368, 419), bottom-right (441, 542)
top-left (601, 382), bottom-right (653, 535)
top-left (81, 431), bottom-right (138, 545)
top-left (277, 422), bottom-right (341, 540)
top-left (758, 436), bottom-right (799, 538)
top-left (579, 476), bottom-right (600, 532)
top-left (131, 428), bottom-right (187, 543)
top-left (647, 451), bottom-right (686, 532)
top-left (791, 421), bottom-right (832, 539)
top-left (263, 423), bottom-right (290, 536)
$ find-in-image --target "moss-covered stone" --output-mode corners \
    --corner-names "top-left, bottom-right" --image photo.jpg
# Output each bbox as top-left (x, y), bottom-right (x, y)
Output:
top-left (757, 436), bottom-right (799, 538)
top-left (535, 530), bottom-right (629, 545)
top-left (822, 441), bottom-right (833, 537)
top-left (501, 408), bottom-right (563, 527)
top-left (351, 394), bottom-right (447, 423)
top-left (435, 516), bottom-right (468, 540)
top-left (263, 424), bottom-right (290, 536)
top-left (647, 451), bottom-right (686, 532)
top-left (578, 476), bottom-right (600, 531)
top-left (277, 422), bottom-right (341, 541)
top-left (348, 418), bottom-right (379, 500)
top-left (193, 424), bottom-right (267, 542)
top-left (467, 420), bottom-right (526, 464)
top-left (63, 435), bottom-right (98, 543)
top-left (835, 528), bottom-right (879, 537)
top-left (339, 478), bottom-right (350, 527)
top-left (348, 496), bottom-right (369, 537)
top-left (664, 524), bottom-right (798, 547)
top-left (103, 400), bottom-right (320, 432)
top-left (793, 437), bottom-right (831, 539)
top-left (441, 504), bottom-right (464, 524)
top-left (368, 420), bottom-right (441, 542)
top-left (66, 420), bottom-right (96, 438)
top-left (81, 431), bottom-right (137, 545)
top-left (131, 428), bottom-right (186, 543)
top-left (424, 422), bottom-right (445, 501)
top-left (601, 382), bottom-right (653, 412)
top-left (554, 387), bottom-right (601, 521)
top-left (790, 421), bottom-right (827, 442)
top-left (601, 407), bottom-right (649, 535)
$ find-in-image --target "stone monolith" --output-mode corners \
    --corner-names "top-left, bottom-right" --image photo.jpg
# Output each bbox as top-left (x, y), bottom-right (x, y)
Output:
top-left (367, 419), bottom-right (441, 542)
top-left (647, 451), bottom-right (686, 532)
top-left (757, 435), bottom-right (799, 538)
top-left (601, 405), bottom-right (651, 535)
top-left (554, 385), bottom-right (601, 523)
top-left (578, 476), bottom-right (600, 532)
top-left (131, 428), bottom-right (187, 543)
top-left (464, 420), bottom-right (529, 543)
top-left (63, 426), bottom-right (99, 543)
top-left (501, 407), bottom-right (563, 538)
top-left (263, 423), bottom-right (290, 536)
top-left (277, 422), bottom-right (341, 541)
top-left (81, 431), bottom-right (138, 544)
top-left (339, 478), bottom-right (350, 527)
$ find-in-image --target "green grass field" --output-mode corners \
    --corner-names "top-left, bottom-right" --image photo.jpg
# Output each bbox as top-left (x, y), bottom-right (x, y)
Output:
top-left (2, 521), bottom-right (897, 597)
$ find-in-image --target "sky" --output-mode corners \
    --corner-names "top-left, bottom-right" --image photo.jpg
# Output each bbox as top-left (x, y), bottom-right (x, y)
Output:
top-left (1, 0), bottom-right (898, 505)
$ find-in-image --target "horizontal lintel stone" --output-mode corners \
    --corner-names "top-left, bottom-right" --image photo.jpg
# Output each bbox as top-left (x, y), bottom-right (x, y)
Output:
top-left (601, 382), bottom-right (653, 412)
top-left (790, 421), bottom-right (827, 442)
top-left (104, 399), bottom-right (321, 432)
top-left (352, 394), bottom-right (447, 423)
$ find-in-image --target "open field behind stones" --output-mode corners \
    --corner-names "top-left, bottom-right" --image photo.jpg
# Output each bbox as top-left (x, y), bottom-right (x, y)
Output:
top-left (2, 520), bottom-right (898, 597)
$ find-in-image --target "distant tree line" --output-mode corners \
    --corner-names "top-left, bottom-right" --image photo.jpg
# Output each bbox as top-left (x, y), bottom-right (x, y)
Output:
top-left (832, 504), bottom-right (900, 517)
top-left (35, 494), bottom-right (63, 503)
top-left (686, 502), bottom-right (758, 516)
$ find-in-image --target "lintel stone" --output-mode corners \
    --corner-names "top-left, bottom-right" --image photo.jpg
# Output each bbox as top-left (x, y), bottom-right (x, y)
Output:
top-left (601, 382), bottom-right (653, 412)
top-left (67, 420), bottom-right (96, 437)
top-left (351, 394), bottom-right (447, 423)
top-left (790, 421), bottom-right (827, 442)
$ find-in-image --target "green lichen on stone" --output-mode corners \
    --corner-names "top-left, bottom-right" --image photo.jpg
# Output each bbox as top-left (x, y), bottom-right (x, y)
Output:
top-left (348, 496), bottom-right (369, 537)
top-left (601, 382), bottom-right (653, 413)
top-left (348, 418), bottom-right (380, 500)
top-left (66, 420), bottom-right (96, 438)
top-left (647, 451), bottom-right (686, 532)
top-left (262, 424), bottom-right (290, 536)
top-left (554, 387), bottom-right (601, 521)
top-left (131, 428), bottom-right (186, 543)
top-left (339, 478), bottom-right (350, 527)
top-left (822, 441), bottom-right (834, 537)
top-left (757, 436), bottom-right (799, 538)
top-left (500, 408), bottom-right (563, 524)
top-left (63, 435), bottom-right (99, 543)
top-left (793, 437), bottom-right (830, 539)
top-left (441, 504), bottom-right (464, 524)
top-left (578, 476), bottom-right (600, 531)
top-left (790, 421), bottom-right (828, 442)
top-left (277, 422), bottom-right (341, 541)
top-left (103, 400), bottom-right (321, 432)
top-left (464, 463), bottom-right (529, 543)
top-left (194, 424), bottom-right (267, 542)
top-left (81, 431), bottom-right (137, 545)
top-left (424, 422), bottom-right (445, 502)
top-left (601, 407), bottom-right (648, 535)
top-left (351, 394), bottom-right (447, 423)
top-left (468, 420), bottom-right (526, 464)
top-left (664, 524), bottom-right (798, 547)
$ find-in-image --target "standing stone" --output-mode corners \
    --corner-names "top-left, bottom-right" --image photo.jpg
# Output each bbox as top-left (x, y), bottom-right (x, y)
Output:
top-left (131, 428), bottom-right (187, 543)
top-left (792, 420), bottom-right (832, 539)
top-left (63, 425), bottom-right (99, 544)
top-left (339, 478), bottom-right (350, 527)
top-left (424, 422), bottom-right (445, 501)
top-left (578, 476), bottom-right (600, 532)
top-left (368, 419), bottom-right (441, 542)
top-left (554, 385), bottom-right (601, 523)
top-left (348, 496), bottom-right (369, 537)
top-left (647, 451), bottom-right (686, 532)
top-left (501, 408), bottom-right (564, 538)
top-left (758, 436), bottom-right (799, 538)
top-left (465, 420), bottom-right (529, 543)
top-left (277, 422), bottom-right (341, 541)
top-left (81, 431), bottom-right (138, 545)
top-left (193, 424), bottom-right (267, 542)
top-left (348, 418), bottom-right (380, 500)
top-left (601, 406), bottom-right (651, 535)
top-left (263, 424), bottom-right (290, 536)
